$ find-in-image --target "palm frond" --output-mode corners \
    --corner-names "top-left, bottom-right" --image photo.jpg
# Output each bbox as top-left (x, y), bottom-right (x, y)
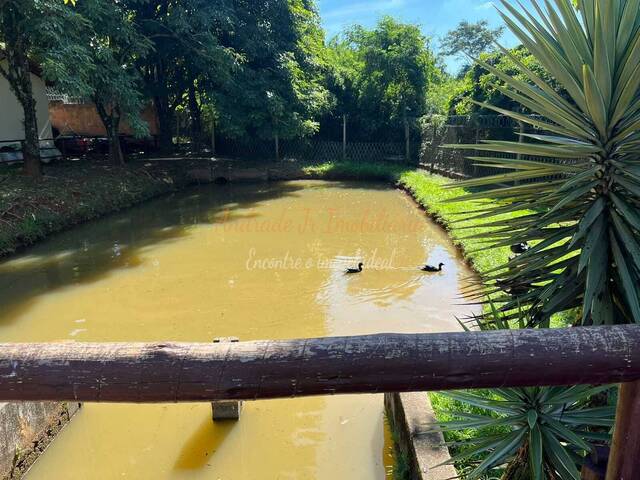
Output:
top-left (450, 0), bottom-right (640, 326)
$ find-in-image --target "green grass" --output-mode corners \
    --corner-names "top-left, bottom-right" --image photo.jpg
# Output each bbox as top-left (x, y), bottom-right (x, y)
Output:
top-left (396, 170), bottom-right (530, 274)
top-left (302, 160), bottom-right (409, 182)
top-left (385, 415), bottom-right (412, 480)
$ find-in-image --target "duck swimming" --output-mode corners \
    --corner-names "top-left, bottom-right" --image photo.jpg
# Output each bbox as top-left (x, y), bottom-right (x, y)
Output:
top-left (421, 263), bottom-right (444, 272)
top-left (346, 263), bottom-right (364, 274)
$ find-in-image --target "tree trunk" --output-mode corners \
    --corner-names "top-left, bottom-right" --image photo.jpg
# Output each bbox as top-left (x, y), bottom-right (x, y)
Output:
top-left (155, 96), bottom-right (174, 154)
top-left (211, 119), bottom-right (216, 156)
top-left (188, 83), bottom-right (202, 152)
top-left (108, 122), bottom-right (125, 166)
top-left (0, 5), bottom-right (42, 178)
top-left (22, 92), bottom-right (42, 177)
top-left (606, 380), bottom-right (640, 480)
top-left (95, 101), bottom-right (125, 166)
top-left (1, 325), bottom-right (640, 403)
top-left (502, 444), bottom-right (533, 480)
top-left (152, 60), bottom-right (174, 154)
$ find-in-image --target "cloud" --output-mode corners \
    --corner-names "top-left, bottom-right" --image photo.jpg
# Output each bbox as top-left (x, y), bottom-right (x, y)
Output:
top-left (475, 1), bottom-right (494, 9)
top-left (321, 0), bottom-right (406, 21)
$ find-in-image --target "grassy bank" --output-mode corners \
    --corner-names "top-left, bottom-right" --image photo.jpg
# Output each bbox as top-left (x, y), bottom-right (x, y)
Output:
top-left (301, 160), bottom-right (409, 182)
top-left (0, 159), bottom-right (196, 258)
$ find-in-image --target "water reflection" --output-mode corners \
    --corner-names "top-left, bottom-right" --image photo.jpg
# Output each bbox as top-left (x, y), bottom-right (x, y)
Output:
top-left (174, 417), bottom-right (236, 470)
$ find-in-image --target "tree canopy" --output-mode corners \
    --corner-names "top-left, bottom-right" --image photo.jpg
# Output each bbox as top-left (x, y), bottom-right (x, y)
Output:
top-left (2, 0), bottom-right (503, 172)
top-left (440, 20), bottom-right (504, 62)
top-left (323, 16), bottom-right (442, 141)
top-left (446, 46), bottom-right (559, 116)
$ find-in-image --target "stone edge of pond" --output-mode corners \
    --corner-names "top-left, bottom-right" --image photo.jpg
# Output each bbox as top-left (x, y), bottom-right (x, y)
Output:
top-left (385, 393), bottom-right (457, 480)
top-left (0, 402), bottom-right (81, 480)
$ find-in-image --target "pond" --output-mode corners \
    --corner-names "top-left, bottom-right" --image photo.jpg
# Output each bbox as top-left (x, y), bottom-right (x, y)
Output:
top-left (0, 180), bottom-right (479, 479)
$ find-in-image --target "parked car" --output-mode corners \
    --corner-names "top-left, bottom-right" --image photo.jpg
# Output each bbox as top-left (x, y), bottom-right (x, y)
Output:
top-left (54, 135), bottom-right (93, 155)
top-left (0, 141), bottom-right (61, 164)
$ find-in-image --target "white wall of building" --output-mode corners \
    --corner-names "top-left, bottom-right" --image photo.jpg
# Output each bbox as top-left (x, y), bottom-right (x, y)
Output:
top-left (0, 61), bottom-right (53, 145)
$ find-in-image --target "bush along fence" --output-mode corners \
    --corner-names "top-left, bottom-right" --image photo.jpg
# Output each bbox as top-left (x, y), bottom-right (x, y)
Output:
top-left (212, 115), bottom-right (577, 179)
top-left (215, 136), bottom-right (421, 164)
top-left (419, 114), bottom-right (580, 180)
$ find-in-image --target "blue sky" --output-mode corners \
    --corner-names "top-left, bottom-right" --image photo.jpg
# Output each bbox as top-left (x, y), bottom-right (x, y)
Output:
top-left (317, 0), bottom-right (532, 73)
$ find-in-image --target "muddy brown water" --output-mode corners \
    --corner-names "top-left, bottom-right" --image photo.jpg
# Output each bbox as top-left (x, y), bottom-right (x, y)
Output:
top-left (0, 180), bottom-right (479, 479)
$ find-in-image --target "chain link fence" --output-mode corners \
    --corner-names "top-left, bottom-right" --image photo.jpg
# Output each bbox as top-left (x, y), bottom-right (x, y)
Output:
top-left (419, 115), bottom-right (580, 180)
top-left (216, 137), bottom-right (420, 164)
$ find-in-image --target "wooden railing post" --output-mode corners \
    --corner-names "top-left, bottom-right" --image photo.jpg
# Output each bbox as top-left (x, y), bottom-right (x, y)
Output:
top-left (211, 337), bottom-right (242, 421)
top-left (606, 380), bottom-right (640, 479)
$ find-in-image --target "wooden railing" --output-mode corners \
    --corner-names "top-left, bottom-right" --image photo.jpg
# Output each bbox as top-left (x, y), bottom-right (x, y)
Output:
top-left (1, 325), bottom-right (639, 478)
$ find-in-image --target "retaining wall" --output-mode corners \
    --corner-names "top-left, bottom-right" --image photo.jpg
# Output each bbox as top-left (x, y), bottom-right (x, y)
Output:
top-left (385, 392), bottom-right (456, 479)
top-left (0, 402), bottom-right (80, 480)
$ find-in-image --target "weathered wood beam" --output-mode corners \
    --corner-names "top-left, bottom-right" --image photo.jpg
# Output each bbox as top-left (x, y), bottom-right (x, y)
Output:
top-left (1, 325), bottom-right (639, 403)
top-left (606, 379), bottom-right (640, 480)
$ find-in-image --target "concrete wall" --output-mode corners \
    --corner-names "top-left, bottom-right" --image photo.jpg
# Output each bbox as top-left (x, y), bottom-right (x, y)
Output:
top-left (0, 61), bottom-right (53, 145)
top-left (385, 392), bottom-right (456, 480)
top-left (0, 402), bottom-right (80, 480)
top-left (49, 102), bottom-right (159, 137)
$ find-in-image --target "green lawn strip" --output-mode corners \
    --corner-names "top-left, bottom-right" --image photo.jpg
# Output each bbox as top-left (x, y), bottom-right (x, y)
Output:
top-left (396, 170), bottom-right (521, 273)
top-left (301, 160), bottom-right (409, 182)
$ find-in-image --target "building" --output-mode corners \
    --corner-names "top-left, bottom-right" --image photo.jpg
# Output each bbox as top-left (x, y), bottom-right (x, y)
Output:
top-left (0, 58), bottom-right (60, 163)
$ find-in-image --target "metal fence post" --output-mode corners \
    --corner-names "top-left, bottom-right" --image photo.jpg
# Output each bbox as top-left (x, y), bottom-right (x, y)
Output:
top-left (404, 112), bottom-right (410, 162)
top-left (211, 120), bottom-right (216, 156)
top-left (473, 126), bottom-right (480, 177)
top-left (342, 114), bottom-right (347, 160)
top-left (430, 123), bottom-right (437, 173)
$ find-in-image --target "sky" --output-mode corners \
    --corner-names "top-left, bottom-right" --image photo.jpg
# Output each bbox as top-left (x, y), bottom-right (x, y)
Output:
top-left (317, 0), bottom-right (533, 73)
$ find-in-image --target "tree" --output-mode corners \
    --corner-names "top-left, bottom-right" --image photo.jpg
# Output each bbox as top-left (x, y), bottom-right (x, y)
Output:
top-left (212, 0), bottom-right (331, 142)
top-left (0, 3), bottom-right (42, 177)
top-left (447, 46), bottom-right (560, 115)
top-left (329, 17), bottom-right (441, 141)
top-left (440, 20), bottom-right (504, 64)
top-left (49, 0), bottom-right (151, 166)
top-left (0, 0), bottom-right (88, 177)
top-left (131, 0), bottom-right (235, 153)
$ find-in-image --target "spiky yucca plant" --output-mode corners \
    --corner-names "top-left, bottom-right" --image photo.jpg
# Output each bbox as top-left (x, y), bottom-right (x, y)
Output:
top-left (438, 386), bottom-right (614, 480)
top-left (451, 0), bottom-right (640, 326)
top-left (435, 307), bottom-right (615, 480)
